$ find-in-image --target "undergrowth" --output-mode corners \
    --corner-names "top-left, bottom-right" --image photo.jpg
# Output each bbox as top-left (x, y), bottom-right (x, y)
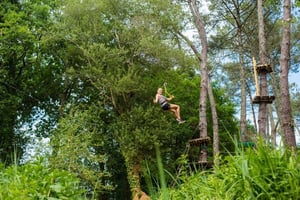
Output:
top-left (155, 139), bottom-right (300, 200)
top-left (0, 158), bottom-right (87, 200)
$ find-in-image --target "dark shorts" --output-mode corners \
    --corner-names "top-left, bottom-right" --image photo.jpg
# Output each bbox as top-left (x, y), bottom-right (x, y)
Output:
top-left (161, 103), bottom-right (170, 111)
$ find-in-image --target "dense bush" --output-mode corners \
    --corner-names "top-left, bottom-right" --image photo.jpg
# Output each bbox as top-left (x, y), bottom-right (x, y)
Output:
top-left (161, 140), bottom-right (300, 200)
top-left (0, 159), bottom-right (87, 200)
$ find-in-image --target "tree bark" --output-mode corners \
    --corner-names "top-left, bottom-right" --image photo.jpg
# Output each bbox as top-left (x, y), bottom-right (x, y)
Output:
top-left (126, 160), bottom-right (150, 200)
top-left (279, 0), bottom-right (296, 148)
top-left (246, 82), bottom-right (258, 134)
top-left (270, 63), bottom-right (283, 138)
top-left (257, 0), bottom-right (268, 138)
top-left (177, 31), bottom-right (219, 164)
top-left (268, 105), bottom-right (277, 146)
top-left (237, 29), bottom-right (247, 142)
top-left (188, 0), bottom-right (209, 163)
top-left (221, 0), bottom-right (249, 142)
top-left (208, 75), bottom-right (219, 164)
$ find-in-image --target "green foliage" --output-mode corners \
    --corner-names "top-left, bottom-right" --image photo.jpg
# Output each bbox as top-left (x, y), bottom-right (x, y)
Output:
top-left (47, 0), bottom-right (198, 197)
top-left (0, 0), bottom-right (62, 163)
top-left (113, 105), bottom-right (173, 163)
top-left (0, 159), bottom-right (86, 200)
top-left (0, 0), bottom-right (269, 199)
top-left (161, 139), bottom-right (300, 199)
top-left (49, 105), bottom-right (114, 198)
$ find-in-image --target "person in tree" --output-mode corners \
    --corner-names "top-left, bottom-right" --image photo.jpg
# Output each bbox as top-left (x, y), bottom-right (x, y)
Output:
top-left (153, 88), bottom-right (185, 124)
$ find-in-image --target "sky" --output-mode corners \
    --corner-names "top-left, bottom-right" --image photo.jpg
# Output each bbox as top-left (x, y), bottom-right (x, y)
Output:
top-left (290, 72), bottom-right (300, 88)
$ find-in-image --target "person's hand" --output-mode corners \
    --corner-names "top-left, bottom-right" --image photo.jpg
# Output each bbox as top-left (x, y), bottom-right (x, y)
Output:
top-left (168, 95), bottom-right (174, 101)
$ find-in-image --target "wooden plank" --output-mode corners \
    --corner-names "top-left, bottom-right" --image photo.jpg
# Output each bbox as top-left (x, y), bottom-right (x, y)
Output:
top-left (253, 57), bottom-right (260, 96)
top-left (252, 96), bottom-right (275, 104)
top-left (188, 137), bottom-right (211, 146)
top-left (256, 64), bottom-right (273, 73)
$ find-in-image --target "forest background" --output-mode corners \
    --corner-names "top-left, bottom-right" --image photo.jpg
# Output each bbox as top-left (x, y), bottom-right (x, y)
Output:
top-left (0, 0), bottom-right (300, 199)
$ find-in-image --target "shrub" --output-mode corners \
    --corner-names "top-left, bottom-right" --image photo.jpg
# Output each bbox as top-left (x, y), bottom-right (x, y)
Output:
top-left (161, 139), bottom-right (300, 200)
top-left (0, 159), bottom-right (87, 200)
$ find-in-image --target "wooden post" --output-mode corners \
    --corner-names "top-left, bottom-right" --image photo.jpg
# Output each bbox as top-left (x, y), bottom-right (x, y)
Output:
top-left (252, 57), bottom-right (260, 96)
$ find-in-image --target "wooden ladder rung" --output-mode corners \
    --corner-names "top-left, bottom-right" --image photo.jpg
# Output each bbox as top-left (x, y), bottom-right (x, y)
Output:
top-left (256, 64), bottom-right (273, 73)
top-left (188, 137), bottom-right (211, 146)
top-left (252, 95), bottom-right (275, 104)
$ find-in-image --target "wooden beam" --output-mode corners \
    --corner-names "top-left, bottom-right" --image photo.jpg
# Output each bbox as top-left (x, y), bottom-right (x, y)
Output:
top-left (252, 57), bottom-right (260, 96)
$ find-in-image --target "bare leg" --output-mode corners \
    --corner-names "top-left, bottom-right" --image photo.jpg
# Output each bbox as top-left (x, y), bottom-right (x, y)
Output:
top-left (169, 109), bottom-right (178, 119)
top-left (169, 104), bottom-right (181, 120)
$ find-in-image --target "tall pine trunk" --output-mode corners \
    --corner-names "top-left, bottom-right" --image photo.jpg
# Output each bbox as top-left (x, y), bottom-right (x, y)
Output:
top-left (268, 105), bottom-right (277, 146)
top-left (279, 0), bottom-right (296, 148)
top-left (176, 32), bottom-right (219, 164)
top-left (257, 0), bottom-right (268, 138)
top-left (246, 81), bottom-right (258, 133)
top-left (188, 0), bottom-right (209, 162)
top-left (270, 63), bottom-right (283, 144)
top-left (208, 76), bottom-right (219, 163)
top-left (237, 29), bottom-right (247, 142)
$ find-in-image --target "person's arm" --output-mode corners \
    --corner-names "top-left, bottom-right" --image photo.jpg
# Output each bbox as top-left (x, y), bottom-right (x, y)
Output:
top-left (166, 95), bottom-right (174, 101)
top-left (153, 94), bottom-right (159, 103)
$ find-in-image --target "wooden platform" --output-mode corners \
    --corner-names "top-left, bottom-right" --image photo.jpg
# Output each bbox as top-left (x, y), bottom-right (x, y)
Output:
top-left (256, 64), bottom-right (273, 73)
top-left (252, 95), bottom-right (275, 104)
top-left (188, 136), bottom-right (211, 146)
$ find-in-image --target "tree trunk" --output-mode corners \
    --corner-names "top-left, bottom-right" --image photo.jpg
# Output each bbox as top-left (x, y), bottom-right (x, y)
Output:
top-left (226, 0), bottom-right (248, 142)
top-left (246, 82), bottom-right (258, 134)
top-left (126, 160), bottom-right (150, 200)
top-left (268, 105), bottom-right (277, 146)
top-left (177, 31), bottom-right (219, 165)
top-left (208, 76), bottom-right (219, 164)
top-left (237, 29), bottom-right (247, 142)
top-left (279, 0), bottom-right (296, 148)
top-left (188, 0), bottom-right (209, 163)
top-left (269, 63), bottom-right (283, 142)
top-left (257, 0), bottom-right (268, 138)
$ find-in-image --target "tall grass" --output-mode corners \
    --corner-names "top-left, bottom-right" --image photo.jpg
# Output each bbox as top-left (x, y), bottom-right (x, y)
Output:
top-left (155, 138), bottom-right (300, 200)
top-left (0, 158), bottom-right (87, 200)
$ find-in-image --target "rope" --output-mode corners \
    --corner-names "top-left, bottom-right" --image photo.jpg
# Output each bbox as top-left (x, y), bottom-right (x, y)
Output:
top-left (163, 82), bottom-right (173, 97)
